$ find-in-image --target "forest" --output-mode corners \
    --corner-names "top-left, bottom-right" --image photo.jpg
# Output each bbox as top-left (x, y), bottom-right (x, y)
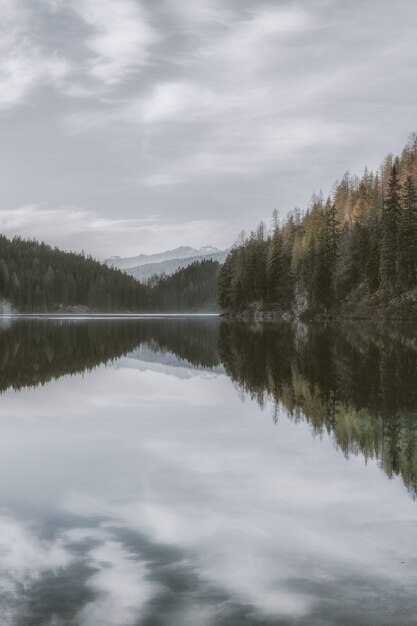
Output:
top-left (219, 135), bottom-right (417, 318)
top-left (148, 259), bottom-right (219, 312)
top-left (0, 234), bottom-right (219, 313)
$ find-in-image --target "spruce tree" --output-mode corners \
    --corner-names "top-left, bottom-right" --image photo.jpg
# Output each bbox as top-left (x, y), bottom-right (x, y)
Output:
top-left (380, 163), bottom-right (402, 291)
top-left (398, 175), bottom-right (417, 288)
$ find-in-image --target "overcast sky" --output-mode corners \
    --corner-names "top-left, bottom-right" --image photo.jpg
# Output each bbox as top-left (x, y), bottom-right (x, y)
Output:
top-left (0, 0), bottom-right (416, 259)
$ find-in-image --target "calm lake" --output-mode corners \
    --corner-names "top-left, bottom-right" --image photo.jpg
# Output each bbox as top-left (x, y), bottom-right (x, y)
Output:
top-left (0, 317), bottom-right (416, 625)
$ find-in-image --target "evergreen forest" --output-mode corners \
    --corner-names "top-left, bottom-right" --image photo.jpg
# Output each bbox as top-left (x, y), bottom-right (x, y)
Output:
top-left (0, 234), bottom-right (219, 313)
top-left (219, 135), bottom-right (417, 318)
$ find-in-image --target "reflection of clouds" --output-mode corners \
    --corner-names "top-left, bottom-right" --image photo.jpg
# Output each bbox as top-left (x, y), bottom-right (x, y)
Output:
top-left (1, 363), bottom-right (417, 623)
top-left (0, 364), bottom-right (224, 421)
top-left (61, 392), bottom-right (417, 621)
top-left (0, 517), bottom-right (162, 626)
top-left (68, 529), bottom-right (161, 626)
top-left (0, 514), bottom-right (71, 625)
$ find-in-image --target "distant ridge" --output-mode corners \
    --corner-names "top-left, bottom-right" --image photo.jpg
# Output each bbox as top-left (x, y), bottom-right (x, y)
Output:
top-left (106, 246), bottom-right (229, 281)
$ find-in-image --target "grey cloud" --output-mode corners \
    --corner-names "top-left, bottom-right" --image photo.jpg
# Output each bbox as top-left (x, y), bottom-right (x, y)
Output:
top-left (47, 0), bottom-right (158, 86)
top-left (0, 0), bottom-right (417, 254)
top-left (0, 204), bottom-right (232, 257)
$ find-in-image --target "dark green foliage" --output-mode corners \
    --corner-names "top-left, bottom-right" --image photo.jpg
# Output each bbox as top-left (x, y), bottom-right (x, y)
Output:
top-left (0, 235), bottom-right (148, 312)
top-left (148, 260), bottom-right (220, 312)
top-left (0, 235), bottom-right (220, 312)
top-left (220, 135), bottom-right (417, 314)
top-left (398, 175), bottom-right (417, 288)
top-left (380, 161), bottom-right (402, 290)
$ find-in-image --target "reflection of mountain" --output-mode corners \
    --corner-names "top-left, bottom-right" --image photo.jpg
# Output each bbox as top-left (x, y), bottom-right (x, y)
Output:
top-left (123, 346), bottom-right (225, 378)
top-left (0, 318), bottom-right (221, 393)
top-left (219, 322), bottom-right (417, 497)
top-left (106, 246), bottom-right (229, 281)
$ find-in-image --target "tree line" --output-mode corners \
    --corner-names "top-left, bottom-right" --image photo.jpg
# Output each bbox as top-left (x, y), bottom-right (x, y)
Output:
top-left (0, 234), bottom-right (219, 312)
top-left (219, 135), bottom-right (417, 315)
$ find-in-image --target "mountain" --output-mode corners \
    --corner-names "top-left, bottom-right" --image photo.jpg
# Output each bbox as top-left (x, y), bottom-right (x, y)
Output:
top-left (106, 246), bottom-right (221, 270)
top-left (106, 246), bottom-right (229, 282)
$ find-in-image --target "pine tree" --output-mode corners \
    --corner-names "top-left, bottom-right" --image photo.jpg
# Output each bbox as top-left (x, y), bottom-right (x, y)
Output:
top-left (328, 200), bottom-right (340, 257)
top-left (380, 162), bottom-right (402, 291)
top-left (267, 226), bottom-right (283, 304)
top-left (398, 175), bottom-right (417, 288)
top-left (0, 258), bottom-right (10, 296)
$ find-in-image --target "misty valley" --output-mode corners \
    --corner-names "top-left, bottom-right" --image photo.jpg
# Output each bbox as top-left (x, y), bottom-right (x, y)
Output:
top-left (0, 316), bottom-right (416, 625)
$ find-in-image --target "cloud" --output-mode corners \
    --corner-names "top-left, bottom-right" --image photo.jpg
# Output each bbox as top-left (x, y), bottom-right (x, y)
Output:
top-left (0, 0), bottom-right (71, 111)
top-left (50, 0), bottom-right (158, 85)
top-left (60, 5), bottom-right (352, 187)
top-left (200, 5), bottom-right (310, 71)
top-left (0, 204), bottom-right (233, 258)
top-left (161, 0), bottom-right (232, 27)
top-left (1, 0), bottom-right (417, 254)
top-left (57, 1), bottom-right (417, 202)
top-left (0, 0), bottom-right (158, 112)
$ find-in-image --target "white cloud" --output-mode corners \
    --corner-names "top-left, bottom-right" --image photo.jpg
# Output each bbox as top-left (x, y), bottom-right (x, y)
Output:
top-left (1, 0), bottom-right (417, 252)
top-left (51, 0), bottom-right (158, 85)
top-left (162, 0), bottom-right (232, 27)
top-left (0, 0), bottom-right (71, 111)
top-left (0, 205), bottom-right (233, 258)
top-left (200, 6), bottom-right (310, 71)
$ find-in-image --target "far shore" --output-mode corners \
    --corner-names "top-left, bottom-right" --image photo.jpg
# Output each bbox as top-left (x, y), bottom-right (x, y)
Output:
top-left (0, 312), bottom-right (220, 319)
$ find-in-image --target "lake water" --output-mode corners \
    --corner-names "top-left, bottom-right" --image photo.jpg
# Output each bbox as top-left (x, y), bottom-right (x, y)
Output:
top-left (0, 317), bottom-right (416, 625)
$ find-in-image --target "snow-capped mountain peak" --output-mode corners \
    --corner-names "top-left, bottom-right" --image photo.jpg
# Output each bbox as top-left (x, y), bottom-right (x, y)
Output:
top-left (105, 245), bottom-right (229, 281)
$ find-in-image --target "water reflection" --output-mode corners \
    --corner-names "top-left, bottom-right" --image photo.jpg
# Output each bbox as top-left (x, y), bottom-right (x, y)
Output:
top-left (0, 318), bottom-right (416, 625)
top-left (219, 321), bottom-right (417, 497)
top-left (1, 318), bottom-right (416, 496)
top-left (0, 317), bottom-right (220, 393)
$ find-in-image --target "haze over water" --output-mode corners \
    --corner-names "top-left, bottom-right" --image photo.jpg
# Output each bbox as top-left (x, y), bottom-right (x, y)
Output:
top-left (0, 317), bottom-right (416, 625)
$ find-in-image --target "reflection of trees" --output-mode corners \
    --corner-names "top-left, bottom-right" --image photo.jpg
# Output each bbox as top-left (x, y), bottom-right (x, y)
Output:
top-left (0, 318), bottom-right (220, 393)
top-left (2, 317), bottom-right (417, 496)
top-left (219, 322), bottom-right (417, 497)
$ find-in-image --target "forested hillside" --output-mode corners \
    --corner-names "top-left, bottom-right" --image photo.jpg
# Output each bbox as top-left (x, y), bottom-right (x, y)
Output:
top-left (148, 259), bottom-right (219, 312)
top-left (0, 235), bottom-right (148, 312)
top-left (219, 135), bottom-right (417, 318)
top-left (0, 235), bottom-right (219, 312)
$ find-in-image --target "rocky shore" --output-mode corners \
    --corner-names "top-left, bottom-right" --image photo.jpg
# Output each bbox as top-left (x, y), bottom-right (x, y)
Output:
top-left (221, 287), bottom-right (417, 322)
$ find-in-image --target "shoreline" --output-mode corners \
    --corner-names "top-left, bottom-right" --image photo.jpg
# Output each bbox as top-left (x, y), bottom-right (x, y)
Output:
top-left (0, 312), bottom-right (221, 320)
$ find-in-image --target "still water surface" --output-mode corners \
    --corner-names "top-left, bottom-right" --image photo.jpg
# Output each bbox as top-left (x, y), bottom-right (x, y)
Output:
top-left (0, 317), bottom-right (416, 625)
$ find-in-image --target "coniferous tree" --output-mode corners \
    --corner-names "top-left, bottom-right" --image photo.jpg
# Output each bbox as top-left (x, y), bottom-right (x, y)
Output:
top-left (220, 135), bottom-right (417, 317)
top-left (398, 175), bottom-right (417, 288)
top-left (380, 162), bottom-right (402, 290)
